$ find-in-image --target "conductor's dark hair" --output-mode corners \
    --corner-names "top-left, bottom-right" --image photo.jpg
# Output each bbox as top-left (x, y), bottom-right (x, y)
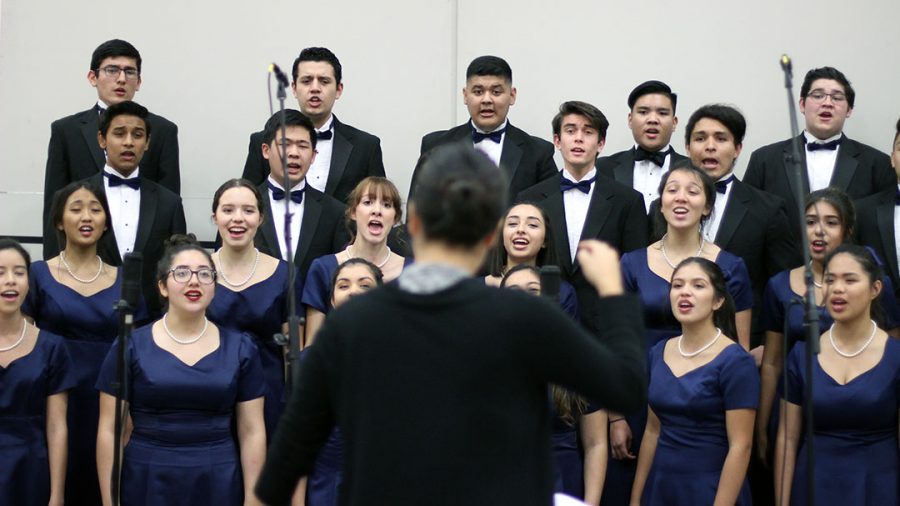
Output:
top-left (823, 244), bottom-right (885, 326)
top-left (0, 238), bottom-right (31, 284)
top-left (91, 39), bottom-right (141, 74)
top-left (51, 181), bottom-right (113, 250)
top-left (805, 187), bottom-right (856, 242)
top-left (292, 47), bottom-right (342, 85)
top-left (489, 202), bottom-right (560, 277)
top-left (650, 161), bottom-right (716, 241)
top-left (552, 101), bottom-right (610, 141)
top-left (466, 56), bottom-right (513, 83)
top-left (261, 109), bottom-right (317, 150)
top-left (671, 257), bottom-right (738, 342)
top-left (628, 80), bottom-right (677, 114)
top-left (99, 101), bottom-right (151, 138)
top-left (684, 104), bottom-right (746, 146)
top-left (800, 67), bottom-right (856, 109)
top-left (410, 144), bottom-right (508, 247)
top-left (328, 258), bottom-right (384, 305)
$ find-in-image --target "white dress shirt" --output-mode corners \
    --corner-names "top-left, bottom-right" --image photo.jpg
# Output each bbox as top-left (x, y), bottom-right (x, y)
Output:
top-left (103, 166), bottom-right (141, 259)
top-left (561, 168), bottom-right (596, 262)
top-left (306, 115), bottom-right (335, 193)
top-left (471, 119), bottom-right (507, 167)
top-left (703, 173), bottom-right (734, 243)
top-left (267, 177), bottom-right (306, 262)
top-left (632, 144), bottom-right (673, 213)
top-left (804, 131), bottom-right (842, 192)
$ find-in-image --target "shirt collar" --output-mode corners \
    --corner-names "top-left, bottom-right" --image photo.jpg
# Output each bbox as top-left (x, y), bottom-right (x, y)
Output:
top-left (267, 176), bottom-right (306, 192)
top-left (316, 114), bottom-right (335, 134)
top-left (561, 167), bottom-right (597, 183)
top-left (103, 165), bottom-right (140, 180)
top-left (470, 119), bottom-right (508, 135)
top-left (803, 130), bottom-right (842, 145)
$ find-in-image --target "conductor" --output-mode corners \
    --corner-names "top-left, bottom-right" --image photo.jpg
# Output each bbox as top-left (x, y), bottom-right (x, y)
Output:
top-left (255, 143), bottom-right (647, 505)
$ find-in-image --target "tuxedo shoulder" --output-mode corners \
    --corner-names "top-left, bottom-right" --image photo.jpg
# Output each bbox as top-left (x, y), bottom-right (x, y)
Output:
top-left (144, 178), bottom-right (181, 201)
top-left (335, 120), bottom-right (380, 143)
top-left (844, 137), bottom-right (891, 159)
top-left (421, 125), bottom-right (465, 149)
top-left (600, 176), bottom-right (643, 199)
top-left (750, 138), bottom-right (792, 156)
top-left (51, 108), bottom-right (93, 127)
top-left (855, 187), bottom-right (895, 210)
top-left (517, 176), bottom-right (558, 201)
top-left (146, 112), bottom-right (177, 130)
top-left (308, 186), bottom-right (346, 212)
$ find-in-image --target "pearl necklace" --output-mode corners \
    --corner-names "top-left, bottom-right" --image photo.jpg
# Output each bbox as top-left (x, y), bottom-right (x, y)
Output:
top-left (60, 251), bottom-right (103, 283)
top-left (0, 318), bottom-right (28, 352)
top-left (217, 248), bottom-right (259, 287)
top-left (828, 319), bottom-right (877, 358)
top-left (677, 327), bottom-right (722, 358)
top-left (162, 313), bottom-right (209, 345)
top-left (348, 244), bottom-right (391, 268)
top-left (661, 234), bottom-right (705, 269)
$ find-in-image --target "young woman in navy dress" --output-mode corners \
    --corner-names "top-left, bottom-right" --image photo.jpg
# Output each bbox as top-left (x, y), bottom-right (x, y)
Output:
top-left (606, 163), bottom-right (753, 505)
top-left (24, 181), bottom-right (141, 506)
top-left (631, 257), bottom-right (757, 505)
top-left (96, 235), bottom-right (266, 506)
top-left (302, 177), bottom-right (408, 344)
top-left (501, 264), bottom-right (607, 505)
top-left (206, 178), bottom-right (299, 439)
top-left (0, 238), bottom-right (75, 506)
top-left (775, 244), bottom-right (899, 505)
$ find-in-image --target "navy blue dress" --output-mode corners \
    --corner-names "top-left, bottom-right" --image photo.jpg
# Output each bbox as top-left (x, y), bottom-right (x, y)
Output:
top-left (642, 341), bottom-right (758, 505)
top-left (301, 254), bottom-right (414, 315)
top-left (0, 331), bottom-right (76, 506)
top-left (23, 261), bottom-right (147, 506)
top-left (604, 248), bottom-right (753, 505)
top-left (96, 325), bottom-right (265, 506)
top-left (784, 339), bottom-right (900, 505)
top-left (206, 261), bottom-right (299, 439)
top-left (551, 399), bottom-right (600, 499)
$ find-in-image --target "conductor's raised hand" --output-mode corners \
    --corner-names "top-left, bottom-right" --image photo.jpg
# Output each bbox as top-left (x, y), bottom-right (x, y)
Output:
top-left (576, 240), bottom-right (623, 297)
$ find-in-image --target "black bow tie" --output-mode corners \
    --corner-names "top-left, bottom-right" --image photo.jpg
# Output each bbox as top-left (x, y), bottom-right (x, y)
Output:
top-left (807, 138), bottom-right (841, 151)
top-left (560, 172), bottom-right (596, 194)
top-left (268, 181), bottom-right (304, 204)
top-left (104, 172), bottom-right (141, 190)
top-left (316, 129), bottom-right (333, 141)
top-left (634, 146), bottom-right (669, 167)
top-left (95, 104), bottom-right (107, 116)
top-left (715, 175), bottom-right (735, 194)
top-left (472, 126), bottom-right (506, 144)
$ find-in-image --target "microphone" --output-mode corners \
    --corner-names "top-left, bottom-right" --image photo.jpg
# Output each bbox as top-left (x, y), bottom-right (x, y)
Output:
top-left (780, 54), bottom-right (792, 74)
top-left (269, 63), bottom-right (291, 88)
top-left (540, 265), bottom-right (561, 302)
top-left (121, 252), bottom-right (143, 312)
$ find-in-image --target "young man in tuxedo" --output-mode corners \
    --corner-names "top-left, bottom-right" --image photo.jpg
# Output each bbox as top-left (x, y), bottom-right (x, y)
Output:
top-left (410, 55), bottom-right (557, 202)
top-left (596, 80), bottom-right (688, 213)
top-left (44, 39), bottom-right (180, 260)
top-left (45, 101), bottom-right (185, 318)
top-left (518, 101), bottom-right (647, 332)
top-left (242, 47), bottom-right (385, 205)
top-left (253, 110), bottom-right (347, 281)
top-left (855, 118), bottom-right (900, 301)
top-left (744, 66), bottom-right (893, 226)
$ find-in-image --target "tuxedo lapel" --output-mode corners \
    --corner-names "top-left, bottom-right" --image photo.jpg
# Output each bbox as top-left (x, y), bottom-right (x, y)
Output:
top-left (257, 183), bottom-right (283, 260)
top-left (578, 184), bottom-right (618, 267)
top-left (89, 174), bottom-right (122, 265)
top-left (325, 119), bottom-right (352, 196)
top-left (781, 135), bottom-right (809, 199)
top-left (499, 126), bottom-right (525, 184)
top-left (612, 153), bottom-right (635, 187)
top-left (714, 182), bottom-right (749, 247)
top-left (79, 109), bottom-right (105, 169)
top-left (133, 183), bottom-right (158, 256)
top-left (296, 191), bottom-right (323, 267)
top-left (534, 180), bottom-right (573, 274)
top-left (876, 201), bottom-right (900, 281)
top-left (829, 137), bottom-right (859, 189)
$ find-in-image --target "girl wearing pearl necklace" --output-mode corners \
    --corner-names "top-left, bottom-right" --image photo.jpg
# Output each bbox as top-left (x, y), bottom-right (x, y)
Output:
top-left (775, 244), bottom-right (900, 506)
top-left (302, 177), bottom-right (409, 344)
top-left (631, 257), bottom-right (757, 505)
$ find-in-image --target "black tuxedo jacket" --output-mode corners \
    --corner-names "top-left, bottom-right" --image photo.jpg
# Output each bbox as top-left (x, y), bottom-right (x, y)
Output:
top-left (410, 122), bottom-right (557, 203)
top-left (254, 183), bottom-right (348, 280)
top-left (242, 117), bottom-right (385, 205)
top-left (595, 147), bottom-right (689, 187)
top-left (855, 189), bottom-right (900, 300)
top-left (43, 173), bottom-right (186, 318)
top-left (743, 134), bottom-right (893, 226)
top-left (43, 107), bottom-right (180, 234)
top-left (517, 176), bottom-right (648, 331)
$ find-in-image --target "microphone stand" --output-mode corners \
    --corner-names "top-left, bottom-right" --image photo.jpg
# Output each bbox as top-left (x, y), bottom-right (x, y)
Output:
top-left (269, 68), bottom-right (304, 395)
top-left (780, 54), bottom-right (817, 506)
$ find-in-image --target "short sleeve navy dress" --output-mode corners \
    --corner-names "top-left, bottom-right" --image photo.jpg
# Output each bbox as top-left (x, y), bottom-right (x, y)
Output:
top-left (301, 254), bottom-right (414, 315)
top-left (0, 330), bottom-right (76, 506)
top-left (551, 399), bottom-right (600, 500)
top-left (23, 261), bottom-right (147, 506)
top-left (604, 247), bottom-right (753, 505)
top-left (96, 325), bottom-right (265, 506)
top-left (784, 339), bottom-right (900, 505)
top-left (641, 341), bottom-right (758, 505)
top-left (206, 260), bottom-right (299, 438)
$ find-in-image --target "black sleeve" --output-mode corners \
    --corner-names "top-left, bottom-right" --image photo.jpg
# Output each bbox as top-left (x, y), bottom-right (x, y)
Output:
top-left (241, 132), bottom-right (267, 185)
top-left (621, 192), bottom-right (650, 253)
top-left (743, 149), bottom-right (765, 190)
top-left (366, 137), bottom-right (386, 178)
top-left (43, 122), bottom-right (69, 260)
top-left (155, 122), bottom-right (181, 195)
top-left (533, 139), bottom-right (558, 184)
top-left (765, 197), bottom-right (802, 277)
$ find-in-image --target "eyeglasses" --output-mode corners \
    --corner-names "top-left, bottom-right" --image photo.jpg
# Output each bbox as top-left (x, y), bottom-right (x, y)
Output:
top-left (97, 65), bottom-right (140, 80)
top-left (168, 267), bottom-right (216, 285)
top-left (806, 90), bottom-right (847, 103)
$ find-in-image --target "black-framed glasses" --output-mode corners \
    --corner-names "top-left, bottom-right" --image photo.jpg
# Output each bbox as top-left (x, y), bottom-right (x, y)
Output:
top-left (97, 65), bottom-right (140, 80)
top-left (168, 267), bottom-right (216, 285)
top-left (806, 90), bottom-right (847, 103)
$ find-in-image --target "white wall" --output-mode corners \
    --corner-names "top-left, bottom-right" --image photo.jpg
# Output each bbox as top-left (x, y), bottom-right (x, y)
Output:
top-left (2, 0), bottom-right (898, 250)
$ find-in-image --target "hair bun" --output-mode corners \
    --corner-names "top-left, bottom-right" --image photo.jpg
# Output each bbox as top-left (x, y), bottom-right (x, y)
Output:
top-left (163, 233), bottom-right (199, 251)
